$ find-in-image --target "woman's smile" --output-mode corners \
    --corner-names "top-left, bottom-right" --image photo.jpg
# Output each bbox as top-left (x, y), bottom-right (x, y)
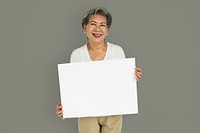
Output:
top-left (92, 33), bottom-right (102, 38)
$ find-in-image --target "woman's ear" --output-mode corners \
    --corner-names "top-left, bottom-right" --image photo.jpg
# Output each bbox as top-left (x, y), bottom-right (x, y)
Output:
top-left (83, 25), bottom-right (87, 33)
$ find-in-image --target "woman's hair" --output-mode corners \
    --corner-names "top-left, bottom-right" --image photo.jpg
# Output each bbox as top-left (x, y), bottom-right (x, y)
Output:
top-left (81, 7), bottom-right (112, 29)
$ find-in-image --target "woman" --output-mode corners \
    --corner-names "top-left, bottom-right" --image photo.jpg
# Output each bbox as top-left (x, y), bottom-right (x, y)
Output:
top-left (56, 7), bottom-right (142, 133)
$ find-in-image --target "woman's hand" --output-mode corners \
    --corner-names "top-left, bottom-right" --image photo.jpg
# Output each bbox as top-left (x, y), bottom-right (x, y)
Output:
top-left (56, 103), bottom-right (64, 119)
top-left (135, 68), bottom-right (142, 81)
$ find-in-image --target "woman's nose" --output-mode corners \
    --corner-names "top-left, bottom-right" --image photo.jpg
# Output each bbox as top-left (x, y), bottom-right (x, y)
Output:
top-left (94, 25), bottom-right (101, 31)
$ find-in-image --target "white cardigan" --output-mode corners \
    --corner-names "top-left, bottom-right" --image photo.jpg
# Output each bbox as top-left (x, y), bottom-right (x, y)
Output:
top-left (70, 42), bottom-right (125, 63)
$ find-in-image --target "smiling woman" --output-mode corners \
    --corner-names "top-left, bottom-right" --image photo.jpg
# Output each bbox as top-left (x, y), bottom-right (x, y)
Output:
top-left (84, 14), bottom-right (108, 45)
top-left (56, 7), bottom-right (142, 133)
top-left (81, 7), bottom-right (111, 58)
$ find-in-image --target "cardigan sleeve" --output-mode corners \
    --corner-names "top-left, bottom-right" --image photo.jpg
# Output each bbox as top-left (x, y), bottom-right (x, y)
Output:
top-left (116, 45), bottom-right (126, 59)
top-left (70, 49), bottom-right (80, 63)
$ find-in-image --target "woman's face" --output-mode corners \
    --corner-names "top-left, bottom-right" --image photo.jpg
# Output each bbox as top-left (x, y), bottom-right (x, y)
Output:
top-left (84, 14), bottom-right (108, 44)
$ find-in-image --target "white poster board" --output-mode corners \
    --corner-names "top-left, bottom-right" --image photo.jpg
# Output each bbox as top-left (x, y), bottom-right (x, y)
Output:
top-left (58, 58), bottom-right (138, 118)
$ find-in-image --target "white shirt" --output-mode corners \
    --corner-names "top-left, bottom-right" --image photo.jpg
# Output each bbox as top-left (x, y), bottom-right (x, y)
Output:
top-left (70, 42), bottom-right (125, 63)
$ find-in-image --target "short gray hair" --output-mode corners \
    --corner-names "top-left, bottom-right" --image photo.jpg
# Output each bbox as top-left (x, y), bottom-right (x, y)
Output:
top-left (81, 7), bottom-right (112, 29)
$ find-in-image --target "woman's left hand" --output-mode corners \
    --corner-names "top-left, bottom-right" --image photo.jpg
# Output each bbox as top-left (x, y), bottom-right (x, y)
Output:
top-left (135, 68), bottom-right (142, 81)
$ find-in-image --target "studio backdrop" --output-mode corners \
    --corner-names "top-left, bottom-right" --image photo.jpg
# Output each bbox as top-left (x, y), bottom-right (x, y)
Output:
top-left (0, 0), bottom-right (199, 133)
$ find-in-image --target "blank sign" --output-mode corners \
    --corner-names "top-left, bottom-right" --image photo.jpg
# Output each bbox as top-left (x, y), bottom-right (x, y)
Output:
top-left (58, 58), bottom-right (138, 118)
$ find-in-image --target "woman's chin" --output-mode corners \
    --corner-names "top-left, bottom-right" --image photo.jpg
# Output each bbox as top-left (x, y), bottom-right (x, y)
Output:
top-left (89, 38), bottom-right (105, 43)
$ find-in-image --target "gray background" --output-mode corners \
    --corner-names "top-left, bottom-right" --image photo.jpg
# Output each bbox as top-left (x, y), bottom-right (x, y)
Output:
top-left (0, 0), bottom-right (199, 133)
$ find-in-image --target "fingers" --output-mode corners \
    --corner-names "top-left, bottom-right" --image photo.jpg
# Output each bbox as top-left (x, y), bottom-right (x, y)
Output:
top-left (56, 110), bottom-right (63, 117)
top-left (136, 73), bottom-right (142, 80)
top-left (134, 68), bottom-right (142, 81)
top-left (56, 103), bottom-right (62, 110)
top-left (56, 103), bottom-right (64, 119)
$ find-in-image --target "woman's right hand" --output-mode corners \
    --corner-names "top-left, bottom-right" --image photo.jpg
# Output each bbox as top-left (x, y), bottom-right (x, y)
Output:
top-left (56, 103), bottom-right (63, 119)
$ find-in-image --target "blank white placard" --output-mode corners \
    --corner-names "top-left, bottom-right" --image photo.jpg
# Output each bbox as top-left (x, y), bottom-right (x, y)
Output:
top-left (57, 58), bottom-right (138, 118)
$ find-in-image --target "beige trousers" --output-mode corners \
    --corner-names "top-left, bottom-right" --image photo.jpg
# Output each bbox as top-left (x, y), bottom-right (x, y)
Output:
top-left (78, 115), bottom-right (122, 133)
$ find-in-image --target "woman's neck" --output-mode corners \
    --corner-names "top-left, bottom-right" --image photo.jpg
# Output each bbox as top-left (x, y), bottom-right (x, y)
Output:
top-left (88, 41), bottom-right (107, 51)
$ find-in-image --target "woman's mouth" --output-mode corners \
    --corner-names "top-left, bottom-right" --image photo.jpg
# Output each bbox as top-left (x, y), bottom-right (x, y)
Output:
top-left (92, 33), bottom-right (102, 38)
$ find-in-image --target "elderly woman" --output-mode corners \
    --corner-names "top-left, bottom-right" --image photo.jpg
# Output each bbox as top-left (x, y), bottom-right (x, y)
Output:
top-left (56, 7), bottom-right (142, 133)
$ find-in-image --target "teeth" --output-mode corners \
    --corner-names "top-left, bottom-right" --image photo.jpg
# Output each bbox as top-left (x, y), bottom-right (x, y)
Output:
top-left (93, 33), bottom-right (101, 37)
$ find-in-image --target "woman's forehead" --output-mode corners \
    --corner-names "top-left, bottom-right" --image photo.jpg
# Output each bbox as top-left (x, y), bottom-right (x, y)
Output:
top-left (89, 14), bottom-right (107, 22)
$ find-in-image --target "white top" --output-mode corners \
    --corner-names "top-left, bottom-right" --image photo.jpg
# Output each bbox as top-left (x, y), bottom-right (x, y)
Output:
top-left (70, 42), bottom-right (125, 63)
